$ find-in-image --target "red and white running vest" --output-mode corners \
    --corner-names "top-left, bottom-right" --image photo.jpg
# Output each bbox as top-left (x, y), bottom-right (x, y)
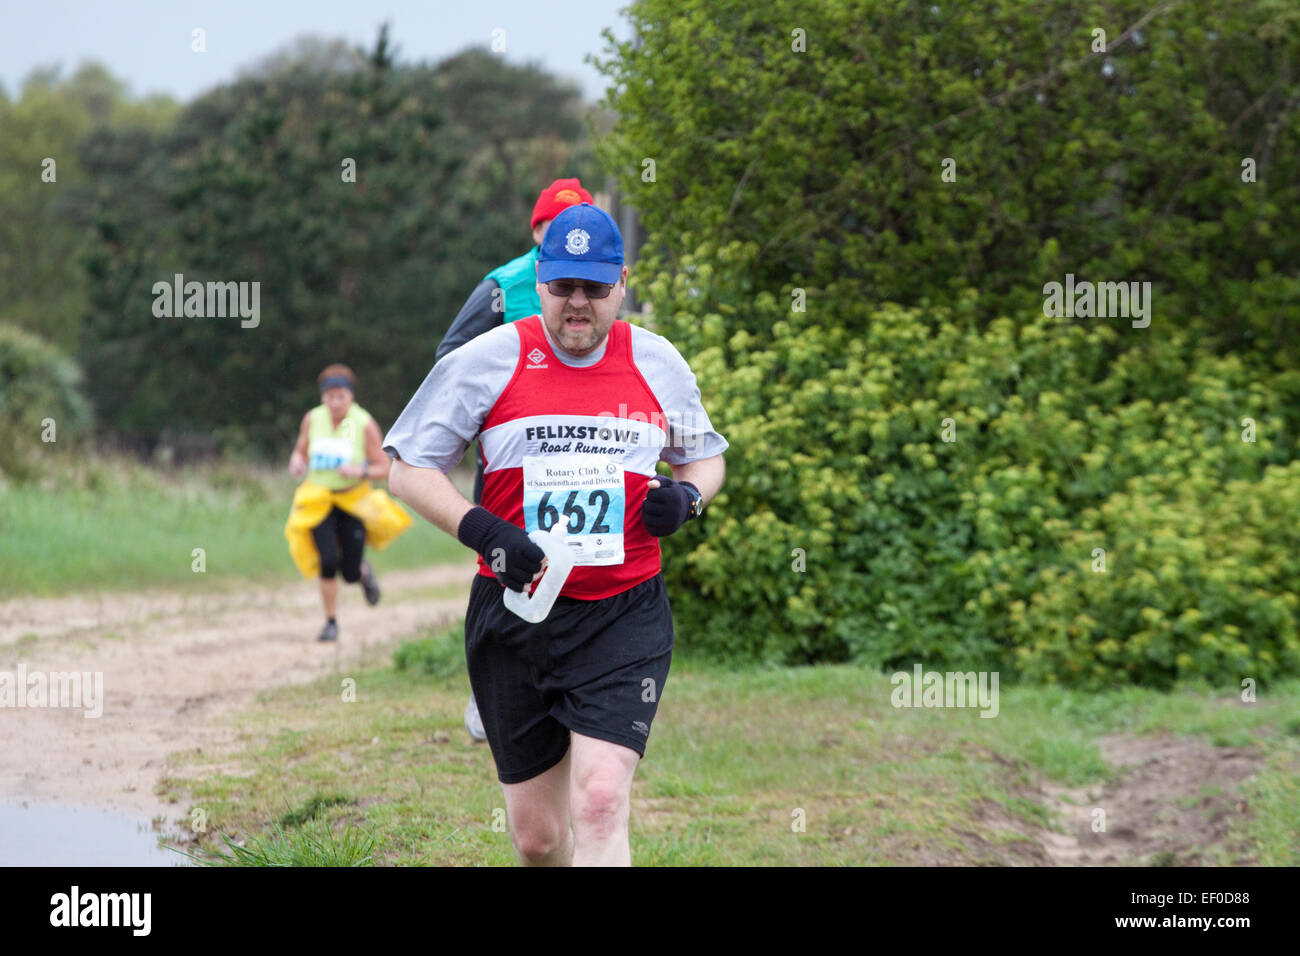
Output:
top-left (477, 315), bottom-right (669, 600)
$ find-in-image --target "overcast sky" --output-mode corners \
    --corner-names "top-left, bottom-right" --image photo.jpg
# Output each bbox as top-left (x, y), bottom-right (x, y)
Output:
top-left (0, 0), bottom-right (634, 104)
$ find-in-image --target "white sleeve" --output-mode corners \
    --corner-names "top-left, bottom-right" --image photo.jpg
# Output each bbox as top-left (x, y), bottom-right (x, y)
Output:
top-left (382, 324), bottom-right (521, 471)
top-left (629, 325), bottom-right (729, 465)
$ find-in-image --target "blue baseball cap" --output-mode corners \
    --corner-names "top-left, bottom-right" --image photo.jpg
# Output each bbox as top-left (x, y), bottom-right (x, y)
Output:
top-left (536, 203), bottom-right (624, 284)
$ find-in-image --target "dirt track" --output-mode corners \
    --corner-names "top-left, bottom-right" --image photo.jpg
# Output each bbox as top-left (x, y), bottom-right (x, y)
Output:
top-left (961, 734), bottom-right (1263, 866)
top-left (0, 565), bottom-right (1271, 865)
top-left (0, 564), bottom-right (475, 827)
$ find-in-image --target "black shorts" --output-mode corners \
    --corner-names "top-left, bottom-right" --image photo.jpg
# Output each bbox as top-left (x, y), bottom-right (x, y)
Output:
top-left (464, 571), bottom-right (674, 784)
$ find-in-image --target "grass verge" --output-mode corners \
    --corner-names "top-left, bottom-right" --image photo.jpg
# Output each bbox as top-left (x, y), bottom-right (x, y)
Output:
top-left (162, 622), bottom-right (1300, 866)
top-left (5, 451), bottom-right (468, 599)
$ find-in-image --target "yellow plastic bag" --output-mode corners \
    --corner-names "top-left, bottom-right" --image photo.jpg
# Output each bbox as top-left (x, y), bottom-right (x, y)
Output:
top-left (284, 480), bottom-right (413, 579)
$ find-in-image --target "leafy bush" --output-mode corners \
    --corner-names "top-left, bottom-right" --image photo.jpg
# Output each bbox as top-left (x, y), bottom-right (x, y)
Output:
top-left (600, 0), bottom-right (1300, 687)
top-left (80, 44), bottom-right (596, 456)
top-left (599, 0), bottom-right (1300, 367)
top-left (0, 323), bottom-right (91, 481)
top-left (645, 246), bottom-right (1300, 687)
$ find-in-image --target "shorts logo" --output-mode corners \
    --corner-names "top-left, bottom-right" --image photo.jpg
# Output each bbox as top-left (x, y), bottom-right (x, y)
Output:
top-left (564, 228), bottom-right (591, 255)
top-left (526, 347), bottom-right (548, 369)
top-left (632, 720), bottom-right (650, 736)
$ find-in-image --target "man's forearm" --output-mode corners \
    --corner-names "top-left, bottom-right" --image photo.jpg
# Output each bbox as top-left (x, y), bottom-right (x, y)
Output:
top-left (388, 458), bottom-right (475, 538)
top-left (669, 454), bottom-right (725, 505)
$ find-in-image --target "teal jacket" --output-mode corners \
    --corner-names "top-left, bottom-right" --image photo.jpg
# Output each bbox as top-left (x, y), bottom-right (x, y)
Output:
top-left (436, 247), bottom-right (539, 361)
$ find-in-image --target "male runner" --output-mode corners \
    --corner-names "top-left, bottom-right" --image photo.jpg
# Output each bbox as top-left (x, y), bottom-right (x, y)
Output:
top-left (383, 203), bottom-right (727, 866)
top-left (441, 177), bottom-right (595, 742)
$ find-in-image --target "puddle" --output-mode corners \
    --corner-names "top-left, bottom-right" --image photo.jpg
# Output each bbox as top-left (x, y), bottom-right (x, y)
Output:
top-left (0, 803), bottom-right (190, 866)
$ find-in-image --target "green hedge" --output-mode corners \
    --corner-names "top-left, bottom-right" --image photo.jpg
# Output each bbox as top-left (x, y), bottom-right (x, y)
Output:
top-left (598, 0), bottom-right (1300, 686)
top-left (645, 246), bottom-right (1300, 687)
top-left (598, 0), bottom-right (1300, 367)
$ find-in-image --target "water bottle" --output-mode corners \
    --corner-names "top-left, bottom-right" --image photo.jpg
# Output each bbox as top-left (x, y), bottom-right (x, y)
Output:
top-left (503, 522), bottom-right (576, 623)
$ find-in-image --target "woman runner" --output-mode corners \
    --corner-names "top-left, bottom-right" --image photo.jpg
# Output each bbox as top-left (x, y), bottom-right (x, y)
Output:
top-left (285, 364), bottom-right (411, 641)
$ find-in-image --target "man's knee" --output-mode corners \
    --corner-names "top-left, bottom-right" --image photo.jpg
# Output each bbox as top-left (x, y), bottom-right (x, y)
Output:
top-left (511, 831), bottom-right (564, 865)
top-left (571, 771), bottom-right (628, 836)
top-left (318, 557), bottom-right (339, 579)
top-left (510, 818), bottom-right (569, 865)
top-left (340, 562), bottom-right (362, 583)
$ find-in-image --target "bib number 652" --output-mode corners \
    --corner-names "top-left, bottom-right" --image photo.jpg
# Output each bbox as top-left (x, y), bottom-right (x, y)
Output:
top-left (537, 490), bottom-right (613, 534)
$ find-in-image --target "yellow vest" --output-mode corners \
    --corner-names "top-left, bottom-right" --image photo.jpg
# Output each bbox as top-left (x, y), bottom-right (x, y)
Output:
top-left (308, 403), bottom-right (370, 490)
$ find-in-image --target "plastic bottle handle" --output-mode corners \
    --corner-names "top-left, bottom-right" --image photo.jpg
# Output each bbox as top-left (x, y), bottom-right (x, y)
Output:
top-left (503, 523), bottom-right (575, 622)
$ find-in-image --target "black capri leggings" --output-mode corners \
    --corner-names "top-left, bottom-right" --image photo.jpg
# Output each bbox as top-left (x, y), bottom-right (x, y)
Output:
top-left (311, 506), bottom-right (366, 582)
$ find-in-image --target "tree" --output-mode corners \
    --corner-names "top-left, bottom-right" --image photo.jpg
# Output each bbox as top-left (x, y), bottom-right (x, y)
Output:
top-left (0, 65), bottom-right (178, 353)
top-left (596, 0), bottom-right (1300, 364)
top-left (79, 35), bottom-right (598, 456)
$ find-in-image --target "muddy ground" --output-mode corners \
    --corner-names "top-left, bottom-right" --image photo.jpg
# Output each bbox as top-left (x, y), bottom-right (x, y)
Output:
top-left (0, 565), bottom-right (473, 828)
top-left (0, 568), bottom-right (1271, 865)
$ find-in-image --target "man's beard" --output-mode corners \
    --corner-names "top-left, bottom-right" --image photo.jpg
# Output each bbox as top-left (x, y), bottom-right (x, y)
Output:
top-left (556, 310), bottom-right (600, 353)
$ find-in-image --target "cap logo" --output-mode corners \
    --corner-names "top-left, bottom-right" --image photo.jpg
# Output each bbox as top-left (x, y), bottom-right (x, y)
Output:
top-left (555, 189), bottom-right (581, 203)
top-left (564, 228), bottom-right (591, 255)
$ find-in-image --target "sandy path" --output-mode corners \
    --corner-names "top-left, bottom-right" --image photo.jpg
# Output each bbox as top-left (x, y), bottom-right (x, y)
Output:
top-left (0, 563), bottom-right (476, 828)
top-left (1, 567), bottom-right (1275, 866)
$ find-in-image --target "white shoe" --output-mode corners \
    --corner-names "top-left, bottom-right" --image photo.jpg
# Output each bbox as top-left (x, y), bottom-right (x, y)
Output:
top-left (464, 693), bottom-right (487, 742)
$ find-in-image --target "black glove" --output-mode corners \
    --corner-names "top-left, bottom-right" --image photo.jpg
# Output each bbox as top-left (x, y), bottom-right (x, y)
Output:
top-left (457, 507), bottom-right (544, 592)
top-left (641, 476), bottom-right (701, 537)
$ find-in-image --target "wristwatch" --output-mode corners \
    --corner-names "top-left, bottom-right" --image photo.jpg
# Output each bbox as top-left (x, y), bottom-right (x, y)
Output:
top-left (362, 462), bottom-right (370, 479)
top-left (681, 481), bottom-right (705, 519)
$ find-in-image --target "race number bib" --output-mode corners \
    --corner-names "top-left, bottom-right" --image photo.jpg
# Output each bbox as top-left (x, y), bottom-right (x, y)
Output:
top-left (308, 436), bottom-right (352, 471)
top-left (521, 453), bottom-right (624, 566)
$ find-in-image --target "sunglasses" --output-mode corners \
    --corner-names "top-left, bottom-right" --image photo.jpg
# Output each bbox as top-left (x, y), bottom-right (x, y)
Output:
top-left (544, 279), bottom-right (616, 299)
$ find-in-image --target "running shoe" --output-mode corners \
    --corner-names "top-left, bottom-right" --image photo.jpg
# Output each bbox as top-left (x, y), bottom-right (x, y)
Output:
top-left (318, 620), bottom-right (339, 642)
top-left (360, 562), bottom-right (381, 606)
top-left (464, 692), bottom-right (487, 742)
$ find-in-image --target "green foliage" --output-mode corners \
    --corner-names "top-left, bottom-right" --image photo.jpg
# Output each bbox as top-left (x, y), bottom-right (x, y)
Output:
top-left (602, 0), bottom-right (1300, 686)
top-left (186, 818), bottom-right (377, 866)
top-left (645, 248), bottom-right (1300, 686)
top-left (79, 41), bottom-right (598, 455)
top-left (598, 0), bottom-right (1300, 365)
top-left (0, 64), bottom-right (179, 353)
top-left (0, 324), bottom-right (91, 480)
top-left (393, 624), bottom-right (467, 681)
